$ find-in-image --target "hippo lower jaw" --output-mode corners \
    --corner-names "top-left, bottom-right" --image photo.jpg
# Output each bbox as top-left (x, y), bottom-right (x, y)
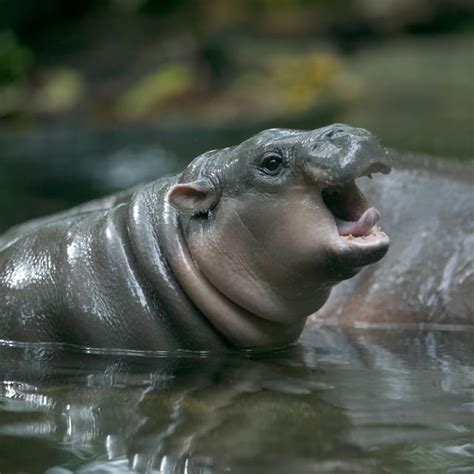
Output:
top-left (322, 178), bottom-right (390, 270)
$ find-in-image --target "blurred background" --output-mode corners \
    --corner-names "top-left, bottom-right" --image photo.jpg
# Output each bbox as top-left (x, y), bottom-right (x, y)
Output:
top-left (0, 0), bottom-right (473, 231)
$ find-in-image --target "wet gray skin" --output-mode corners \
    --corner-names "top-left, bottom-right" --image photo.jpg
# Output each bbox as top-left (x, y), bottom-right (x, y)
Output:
top-left (0, 124), bottom-right (391, 350)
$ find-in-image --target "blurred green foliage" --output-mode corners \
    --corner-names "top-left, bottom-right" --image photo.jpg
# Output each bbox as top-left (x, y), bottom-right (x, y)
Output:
top-left (0, 31), bottom-right (32, 85)
top-left (118, 63), bottom-right (194, 120)
top-left (0, 0), bottom-right (472, 143)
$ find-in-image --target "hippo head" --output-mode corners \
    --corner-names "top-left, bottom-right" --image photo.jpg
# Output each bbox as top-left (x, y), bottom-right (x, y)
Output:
top-left (168, 124), bottom-right (391, 326)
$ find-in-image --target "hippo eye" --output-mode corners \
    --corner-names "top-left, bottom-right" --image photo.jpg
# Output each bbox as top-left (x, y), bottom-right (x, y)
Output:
top-left (260, 154), bottom-right (283, 175)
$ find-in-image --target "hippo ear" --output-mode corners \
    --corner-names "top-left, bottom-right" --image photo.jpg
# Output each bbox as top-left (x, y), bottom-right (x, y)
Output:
top-left (168, 180), bottom-right (217, 214)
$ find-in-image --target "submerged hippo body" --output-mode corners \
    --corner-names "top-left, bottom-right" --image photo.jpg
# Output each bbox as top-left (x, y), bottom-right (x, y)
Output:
top-left (0, 124), bottom-right (391, 350)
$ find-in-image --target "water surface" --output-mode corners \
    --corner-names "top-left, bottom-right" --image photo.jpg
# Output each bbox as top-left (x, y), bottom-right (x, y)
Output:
top-left (1, 327), bottom-right (472, 473)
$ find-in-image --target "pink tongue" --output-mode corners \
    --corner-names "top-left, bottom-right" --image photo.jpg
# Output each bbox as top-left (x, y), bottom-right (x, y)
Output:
top-left (336, 207), bottom-right (381, 237)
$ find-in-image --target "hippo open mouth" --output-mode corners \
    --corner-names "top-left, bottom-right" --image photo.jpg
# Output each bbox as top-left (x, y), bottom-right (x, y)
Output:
top-left (322, 178), bottom-right (389, 265)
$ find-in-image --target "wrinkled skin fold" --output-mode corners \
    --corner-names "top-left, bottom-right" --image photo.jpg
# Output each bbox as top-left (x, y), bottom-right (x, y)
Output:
top-left (0, 124), bottom-right (391, 350)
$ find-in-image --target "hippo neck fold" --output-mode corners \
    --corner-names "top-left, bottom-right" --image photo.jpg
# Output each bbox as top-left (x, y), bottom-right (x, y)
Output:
top-left (155, 184), bottom-right (305, 349)
top-left (127, 179), bottom-right (227, 350)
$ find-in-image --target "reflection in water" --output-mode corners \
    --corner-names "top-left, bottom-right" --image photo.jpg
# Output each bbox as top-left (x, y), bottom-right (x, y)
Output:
top-left (0, 327), bottom-right (473, 473)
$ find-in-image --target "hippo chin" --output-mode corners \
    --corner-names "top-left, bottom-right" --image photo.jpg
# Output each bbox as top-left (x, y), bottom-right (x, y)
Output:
top-left (0, 124), bottom-right (391, 351)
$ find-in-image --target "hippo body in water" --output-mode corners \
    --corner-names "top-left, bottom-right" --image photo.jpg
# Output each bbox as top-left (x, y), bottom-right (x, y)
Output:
top-left (0, 124), bottom-right (391, 350)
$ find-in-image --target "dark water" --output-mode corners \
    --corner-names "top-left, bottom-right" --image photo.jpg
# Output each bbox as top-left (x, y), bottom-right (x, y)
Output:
top-left (0, 327), bottom-right (473, 473)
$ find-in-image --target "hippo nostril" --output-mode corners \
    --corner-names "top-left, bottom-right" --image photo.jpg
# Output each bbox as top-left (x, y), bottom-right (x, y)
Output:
top-left (332, 123), bottom-right (348, 132)
top-left (325, 128), bottom-right (343, 139)
top-left (323, 124), bottom-right (349, 141)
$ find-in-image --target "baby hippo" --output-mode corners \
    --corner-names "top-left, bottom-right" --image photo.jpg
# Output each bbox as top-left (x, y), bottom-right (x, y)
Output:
top-left (0, 124), bottom-right (391, 351)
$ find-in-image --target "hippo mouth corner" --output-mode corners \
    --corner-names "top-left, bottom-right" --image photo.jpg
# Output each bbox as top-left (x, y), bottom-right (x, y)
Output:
top-left (322, 179), bottom-right (389, 264)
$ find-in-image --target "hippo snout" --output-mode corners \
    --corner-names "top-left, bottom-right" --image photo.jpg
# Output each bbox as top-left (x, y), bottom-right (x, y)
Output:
top-left (301, 123), bottom-right (392, 185)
